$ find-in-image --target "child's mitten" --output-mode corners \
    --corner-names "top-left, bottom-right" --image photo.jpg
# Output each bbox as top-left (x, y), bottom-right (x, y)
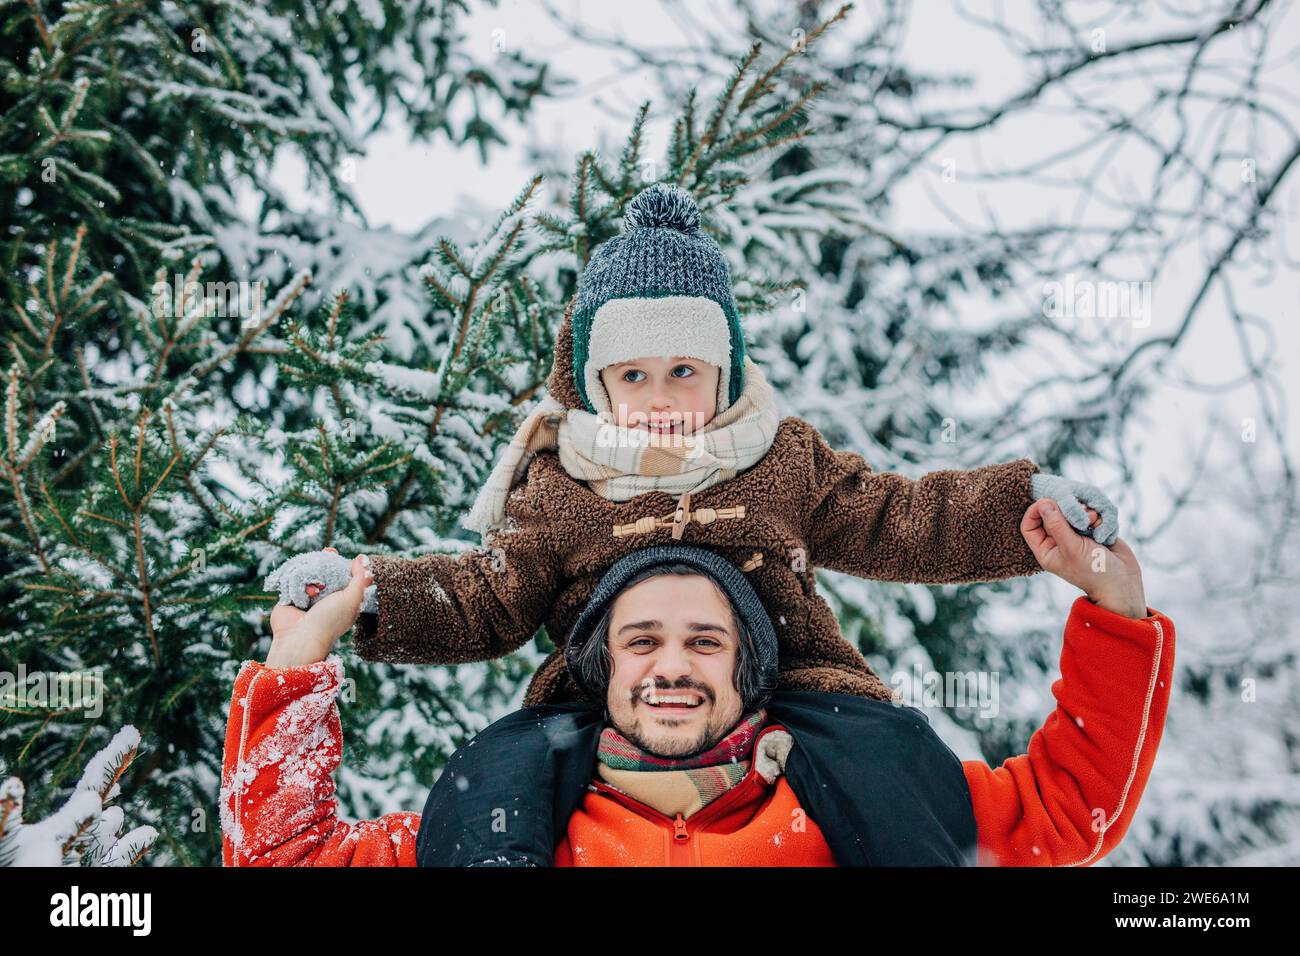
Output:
top-left (1030, 474), bottom-right (1119, 546)
top-left (264, 550), bottom-right (378, 613)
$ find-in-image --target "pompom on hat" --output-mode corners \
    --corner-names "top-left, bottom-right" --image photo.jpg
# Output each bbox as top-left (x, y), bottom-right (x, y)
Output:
top-left (570, 183), bottom-right (746, 417)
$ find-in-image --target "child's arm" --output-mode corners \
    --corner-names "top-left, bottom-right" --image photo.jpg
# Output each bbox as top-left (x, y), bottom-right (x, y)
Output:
top-left (220, 657), bottom-right (419, 866)
top-left (963, 597), bottom-right (1175, 866)
top-left (352, 486), bottom-right (564, 665)
top-left (801, 422), bottom-right (1043, 583)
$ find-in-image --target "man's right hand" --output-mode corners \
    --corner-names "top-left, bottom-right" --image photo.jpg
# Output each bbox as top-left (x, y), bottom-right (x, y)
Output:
top-left (266, 551), bottom-right (373, 668)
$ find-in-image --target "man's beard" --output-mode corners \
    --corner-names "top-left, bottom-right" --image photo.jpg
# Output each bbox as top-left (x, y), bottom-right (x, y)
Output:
top-left (627, 722), bottom-right (715, 758)
top-left (615, 705), bottom-right (734, 759)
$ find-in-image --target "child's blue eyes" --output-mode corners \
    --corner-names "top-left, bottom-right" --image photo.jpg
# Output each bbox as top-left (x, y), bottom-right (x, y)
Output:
top-left (621, 365), bottom-right (695, 383)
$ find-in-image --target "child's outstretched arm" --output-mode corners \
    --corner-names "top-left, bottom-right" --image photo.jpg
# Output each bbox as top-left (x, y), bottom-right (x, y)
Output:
top-left (801, 422), bottom-right (1044, 583)
top-left (352, 485), bottom-right (564, 664)
top-left (351, 516), bottom-right (562, 664)
top-left (267, 479), bottom-right (564, 666)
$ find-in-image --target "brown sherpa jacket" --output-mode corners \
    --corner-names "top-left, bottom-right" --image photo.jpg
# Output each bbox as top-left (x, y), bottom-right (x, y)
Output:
top-left (355, 296), bottom-right (1043, 707)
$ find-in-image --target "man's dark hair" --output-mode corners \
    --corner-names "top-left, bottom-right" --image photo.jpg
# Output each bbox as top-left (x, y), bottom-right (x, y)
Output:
top-left (569, 562), bottom-right (773, 712)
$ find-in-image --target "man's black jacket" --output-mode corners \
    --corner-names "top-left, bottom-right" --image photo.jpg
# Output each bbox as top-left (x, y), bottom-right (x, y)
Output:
top-left (416, 690), bottom-right (979, 866)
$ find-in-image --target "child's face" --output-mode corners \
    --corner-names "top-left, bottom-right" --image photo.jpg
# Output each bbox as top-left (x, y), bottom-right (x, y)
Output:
top-left (599, 356), bottom-right (719, 436)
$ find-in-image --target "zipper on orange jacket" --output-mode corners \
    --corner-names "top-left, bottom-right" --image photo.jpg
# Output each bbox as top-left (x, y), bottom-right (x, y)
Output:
top-left (672, 812), bottom-right (691, 865)
top-left (589, 770), bottom-right (767, 865)
top-left (673, 814), bottom-right (689, 841)
top-left (586, 723), bottom-right (788, 865)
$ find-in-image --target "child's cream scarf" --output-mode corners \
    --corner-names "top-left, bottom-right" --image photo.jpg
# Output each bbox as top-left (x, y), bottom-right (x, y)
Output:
top-left (462, 356), bottom-right (780, 539)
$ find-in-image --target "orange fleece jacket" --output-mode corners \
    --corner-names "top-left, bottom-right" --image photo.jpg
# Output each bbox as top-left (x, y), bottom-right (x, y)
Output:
top-left (220, 596), bottom-right (1174, 867)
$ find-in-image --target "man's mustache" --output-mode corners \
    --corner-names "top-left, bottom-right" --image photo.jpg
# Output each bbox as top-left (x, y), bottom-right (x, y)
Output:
top-left (632, 679), bottom-right (714, 703)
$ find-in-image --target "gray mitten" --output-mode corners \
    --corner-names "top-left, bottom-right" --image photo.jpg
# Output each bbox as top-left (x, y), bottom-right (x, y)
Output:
top-left (264, 550), bottom-right (378, 614)
top-left (1030, 473), bottom-right (1119, 546)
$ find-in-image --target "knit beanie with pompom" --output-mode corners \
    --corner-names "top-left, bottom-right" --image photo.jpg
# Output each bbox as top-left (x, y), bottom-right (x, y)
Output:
top-left (570, 183), bottom-right (746, 418)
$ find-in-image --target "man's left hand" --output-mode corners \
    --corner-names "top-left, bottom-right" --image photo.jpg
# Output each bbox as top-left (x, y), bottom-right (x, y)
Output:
top-left (1021, 498), bottom-right (1147, 619)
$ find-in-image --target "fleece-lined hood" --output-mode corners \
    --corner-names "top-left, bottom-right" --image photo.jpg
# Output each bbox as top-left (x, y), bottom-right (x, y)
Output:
top-left (545, 293), bottom-right (591, 411)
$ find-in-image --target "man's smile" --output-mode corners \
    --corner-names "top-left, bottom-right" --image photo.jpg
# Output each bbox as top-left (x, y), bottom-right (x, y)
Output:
top-left (638, 686), bottom-right (711, 712)
top-left (643, 694), bottom-right (703, 709)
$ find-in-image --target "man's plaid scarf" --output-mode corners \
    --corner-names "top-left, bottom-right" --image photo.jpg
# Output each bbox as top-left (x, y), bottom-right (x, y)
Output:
top-left (594, 708), bottom-right (769, 819)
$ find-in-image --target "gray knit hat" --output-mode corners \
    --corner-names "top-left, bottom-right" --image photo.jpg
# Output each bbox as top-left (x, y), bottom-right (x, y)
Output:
top-left (571, 183), bottom-right (746, 418)
top-left (563, 545), bottom-right (778, 702)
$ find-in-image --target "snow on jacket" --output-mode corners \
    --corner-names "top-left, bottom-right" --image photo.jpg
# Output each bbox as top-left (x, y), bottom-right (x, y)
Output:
top-left (221, 596), bottom-right (1175, 866)
top-left (353, 294), bottom-right (1044, 708)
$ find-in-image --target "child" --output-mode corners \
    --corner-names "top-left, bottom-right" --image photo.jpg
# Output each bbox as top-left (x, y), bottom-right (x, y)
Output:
top-left (266, 183), bottom-right (1117, 709)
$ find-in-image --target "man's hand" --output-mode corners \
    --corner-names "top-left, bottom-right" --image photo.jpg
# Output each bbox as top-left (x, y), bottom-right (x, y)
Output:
top-left (265, 552), bottom-right (373, 668)
top-left (1020, 498), bottom-right (1147, 619)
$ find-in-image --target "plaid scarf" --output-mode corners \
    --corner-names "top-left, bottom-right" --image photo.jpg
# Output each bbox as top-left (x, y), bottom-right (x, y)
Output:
top-left (461, 356), bottom-right (780, 540)
top-left (594, 708), bottom-right (769, 819)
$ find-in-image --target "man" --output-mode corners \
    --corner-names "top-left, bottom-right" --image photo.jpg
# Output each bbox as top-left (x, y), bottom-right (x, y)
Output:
top-left (428, 546), bottom-right (976, 866)
top-left (221, 498), bottom-right (1173, 866)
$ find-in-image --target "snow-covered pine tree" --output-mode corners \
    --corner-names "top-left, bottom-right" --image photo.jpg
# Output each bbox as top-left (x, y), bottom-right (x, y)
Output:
top-left (2, 227), bottom-right (314, 864)
top-left (0, 726), bottom-right (156, 866)
top-left (0, 0), bottom-right (558, 288)
top-left (1, 1), bottom-right (562, 864)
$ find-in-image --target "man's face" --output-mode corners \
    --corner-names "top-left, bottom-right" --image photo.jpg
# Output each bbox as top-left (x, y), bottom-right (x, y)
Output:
top-left (604, 573), bottom-right (745, 758)
top-left (600, 356), bottom-right (720, 437)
